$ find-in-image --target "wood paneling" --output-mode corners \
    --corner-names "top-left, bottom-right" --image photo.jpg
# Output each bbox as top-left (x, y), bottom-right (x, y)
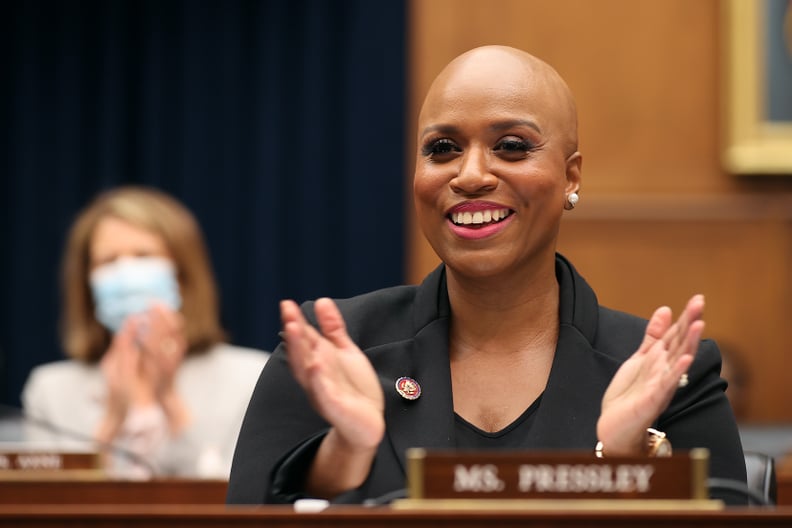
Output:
top-left (557, 195), bottom-right (792, 422)
top-left (407, 0), bottom-right (792, 421)
top-left (780, 455), bottom-right (792, 506)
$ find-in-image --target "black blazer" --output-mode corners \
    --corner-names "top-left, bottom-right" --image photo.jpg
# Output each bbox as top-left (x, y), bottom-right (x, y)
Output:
top-left (227, 254), bottom-right (746, 504)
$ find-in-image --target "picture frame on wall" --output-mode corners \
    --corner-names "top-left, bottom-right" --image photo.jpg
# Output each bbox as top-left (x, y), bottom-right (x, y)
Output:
top-left (723, 0), bottom-right (792, 175)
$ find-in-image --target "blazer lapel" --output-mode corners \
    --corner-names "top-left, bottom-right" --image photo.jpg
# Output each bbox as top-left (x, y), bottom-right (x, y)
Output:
top-left (527, 324), bottom-right (622, 449)
top-left (368, 265), bottom-right (456, 475)
top-left (527, 253), bottom-right (624, 449)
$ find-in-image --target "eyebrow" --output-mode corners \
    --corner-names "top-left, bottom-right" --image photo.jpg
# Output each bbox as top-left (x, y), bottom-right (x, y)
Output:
top-left (420, 119), bottom-right (542, 139)
top-left (419, 124), bottom-right (459, 139)
top-left (491, 119), bottom-right (541, 134)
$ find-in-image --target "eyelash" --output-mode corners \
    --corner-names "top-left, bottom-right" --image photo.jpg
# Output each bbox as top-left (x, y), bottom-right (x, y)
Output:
top-left (421, 137), bottom-right (535, 159)
top-left (421, 138), bottom-right (459, 157)
top-left (495, 138), bottom-right (533, 153)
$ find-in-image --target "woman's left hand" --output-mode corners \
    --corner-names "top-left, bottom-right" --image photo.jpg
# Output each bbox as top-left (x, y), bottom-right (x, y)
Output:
top-left (133, 303), bottom-right (187, 395)
top-left (596, 294), bottom-right (705, 455)
top-left (131, 303), bottom-right (191, 433)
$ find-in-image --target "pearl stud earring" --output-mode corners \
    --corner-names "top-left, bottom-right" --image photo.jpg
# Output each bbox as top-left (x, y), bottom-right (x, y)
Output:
top-left (565, 192), bottom-right (579, 210)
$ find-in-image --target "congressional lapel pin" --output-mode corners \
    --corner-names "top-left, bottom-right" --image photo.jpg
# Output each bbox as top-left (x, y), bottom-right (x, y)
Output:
top-left (395, 376), bottom-right (421, 400)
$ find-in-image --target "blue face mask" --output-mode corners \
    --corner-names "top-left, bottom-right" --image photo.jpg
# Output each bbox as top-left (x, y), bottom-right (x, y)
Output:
top-left (90, 256), bottom-right (182, 333)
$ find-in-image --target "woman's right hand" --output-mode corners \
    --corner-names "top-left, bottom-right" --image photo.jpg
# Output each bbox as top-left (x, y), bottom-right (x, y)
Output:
top-left (97, 319), bottom-right (142, 442)
top-left (280, 298), bottom-right (385, 497)
top-left (280, 298), bottom-right (385, 448)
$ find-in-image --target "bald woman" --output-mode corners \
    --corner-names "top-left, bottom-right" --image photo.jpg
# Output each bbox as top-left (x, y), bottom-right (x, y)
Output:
top-left (227, 46), bottom-right (746, 505)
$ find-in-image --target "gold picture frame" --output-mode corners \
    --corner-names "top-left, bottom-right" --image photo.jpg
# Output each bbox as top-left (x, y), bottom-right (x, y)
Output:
top-left (723, 0), bottom-right (792, 174)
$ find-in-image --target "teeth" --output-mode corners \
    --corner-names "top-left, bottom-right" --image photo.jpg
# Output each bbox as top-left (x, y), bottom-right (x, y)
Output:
top-left (452, 208), bottom-right (510, 226)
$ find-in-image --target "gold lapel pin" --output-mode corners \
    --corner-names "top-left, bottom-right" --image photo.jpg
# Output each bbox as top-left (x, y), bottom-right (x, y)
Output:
top-left (395, 376), bottom-right (421, 400)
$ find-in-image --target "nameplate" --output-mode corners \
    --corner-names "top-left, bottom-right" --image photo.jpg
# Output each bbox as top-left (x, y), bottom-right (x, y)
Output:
top-left (0, 451), bottom-right (102, 479)
top-left (404, 448), bottom-right (711, 501)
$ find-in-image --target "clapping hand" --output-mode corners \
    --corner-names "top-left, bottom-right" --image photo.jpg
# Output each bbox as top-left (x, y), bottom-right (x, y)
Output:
top-left (98, 303), bottom-right (190, 441)
top-left (596, 295), bottom-right (705, 455)
top-left (133, 303), bottom-right (187, 399)
top-left (280, 298), bottom-right (385, 450)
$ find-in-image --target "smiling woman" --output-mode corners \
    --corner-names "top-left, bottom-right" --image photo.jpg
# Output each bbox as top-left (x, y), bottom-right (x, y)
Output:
top-left (414, 50), bottom-right (579, 281)
top-left (227, 46), bottom-right (748, 506)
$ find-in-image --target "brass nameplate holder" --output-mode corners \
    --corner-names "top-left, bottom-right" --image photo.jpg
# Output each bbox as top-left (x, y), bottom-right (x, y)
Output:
top-left (392, 448), bottom-right (722, 510)
top-left (0, 451), bottom-right (104, 480)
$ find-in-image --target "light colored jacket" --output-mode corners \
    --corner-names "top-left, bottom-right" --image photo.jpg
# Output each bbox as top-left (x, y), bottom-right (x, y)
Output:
top-left (22, 343), bottom-right (269, 479)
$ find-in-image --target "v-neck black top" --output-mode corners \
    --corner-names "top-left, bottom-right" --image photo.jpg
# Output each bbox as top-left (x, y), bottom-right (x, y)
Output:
top-left (454, 395), bottom-right (543, 448)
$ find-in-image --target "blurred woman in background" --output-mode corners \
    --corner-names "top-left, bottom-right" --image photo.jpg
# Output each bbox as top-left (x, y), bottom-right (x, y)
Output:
top-left (22, 186), bottom-right (269, 479)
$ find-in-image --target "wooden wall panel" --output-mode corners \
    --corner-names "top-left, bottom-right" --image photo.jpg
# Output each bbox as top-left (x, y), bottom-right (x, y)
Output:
top-left (557, 199), bottom-right (792, 422)
top-left (407, 0), bottom-right (792, 422)
top-left (409, 0), bottom-right (723, 192)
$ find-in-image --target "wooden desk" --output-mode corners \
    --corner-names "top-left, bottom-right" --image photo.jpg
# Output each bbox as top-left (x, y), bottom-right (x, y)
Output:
top-left (0, 477), bottom-right (789, 527)
top-left (0, 479), bottom-right (227, 504)
top-left (0, 505), bottom-right (791, 528)
top-left (2, 476), bottom-right (791, 506)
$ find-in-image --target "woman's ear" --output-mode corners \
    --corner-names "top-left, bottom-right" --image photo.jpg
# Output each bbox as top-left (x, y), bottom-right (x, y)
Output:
top-left (564, 151), bottom-right (582, 195)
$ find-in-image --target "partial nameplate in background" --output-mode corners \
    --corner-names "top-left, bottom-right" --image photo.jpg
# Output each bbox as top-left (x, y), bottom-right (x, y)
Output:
top-left (0, 442), bottom-right (103, 480)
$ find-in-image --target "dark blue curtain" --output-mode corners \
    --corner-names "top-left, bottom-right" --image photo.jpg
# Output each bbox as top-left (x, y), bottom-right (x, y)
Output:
top-left (0, 0), bottom-right (406, 407)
